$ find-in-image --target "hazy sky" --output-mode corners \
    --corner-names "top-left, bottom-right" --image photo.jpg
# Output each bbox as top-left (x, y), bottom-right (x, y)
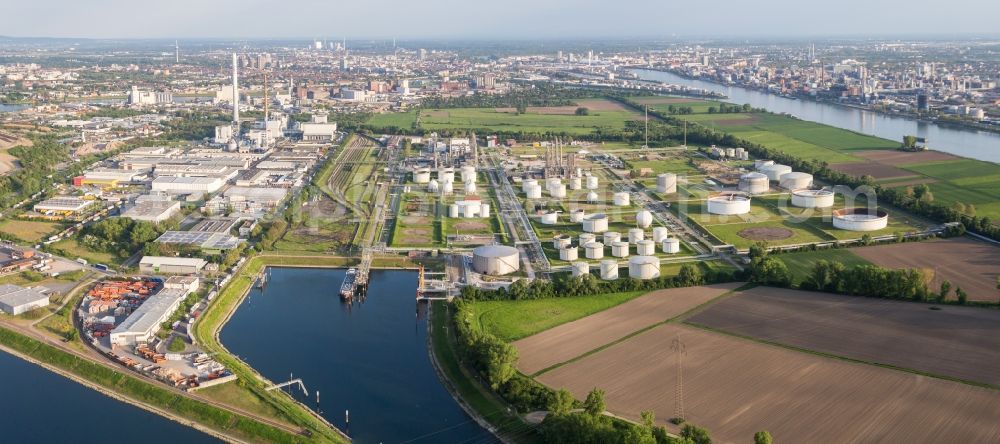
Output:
top-left (5, 0), bottom-right (1000, 39)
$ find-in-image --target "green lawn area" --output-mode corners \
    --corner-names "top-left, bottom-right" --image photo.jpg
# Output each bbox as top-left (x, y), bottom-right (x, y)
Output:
top-left (48, 237), bottom-right (120, 265)
top-left (775, 249), bottom-right (871, 285)
top-left (0, 219), bottom-right (63, 242)
top-left (468, 291), bottom-right (647, 341)
top-left (369, 106), bottom-right (641, 136)
top-left (898, 159), bottom-right (1000, 220)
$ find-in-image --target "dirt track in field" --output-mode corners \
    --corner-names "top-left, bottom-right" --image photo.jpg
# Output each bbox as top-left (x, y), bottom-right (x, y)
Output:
top-left (687, 286), bottom-right (1000, 385)
top-left (829, 161), bottom-right (915, 180)
top-left (853, 237), bottom-right (1000, 302)
top-left (513, 283), bottom-right (742, 375)
top-left (858, 150), bottom-right (958, 165)
top-left (539, 322), bottom-right (1000, 443)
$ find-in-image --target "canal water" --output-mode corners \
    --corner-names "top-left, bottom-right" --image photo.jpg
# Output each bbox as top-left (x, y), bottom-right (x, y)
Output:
top-left (0, 350), bottom-right (219, 443)
top-left (0, 103), bottom-right (29, 113)
top-left (632, 69), bottom-right (1000, 164)
top-left (220, 267), bottom-right (496, 444)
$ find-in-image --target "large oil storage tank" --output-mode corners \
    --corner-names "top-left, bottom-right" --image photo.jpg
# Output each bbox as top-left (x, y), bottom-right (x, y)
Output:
top-left (586, 176), bottom-right (599, 190)
top-left (779, 172), bottom-right (813, 190)
top-left (464, 181), bottom-right (477, 195)
top-left (636, 239), bottom-right (655, 256)
top-left (559, 246), bottom-right (578, 261)
top-left (628, 256), bottom-right (660, 280)
top-left (662, 238), bottom-right (680, 254)
top-left (760, 164), bottom-right (792, 181)
top-left (448, 204), bottom-right (459, 218)
top-left (438, 168), bottom-right (455, 183)
top-left (636, 210), bottom-right (653, 228)
top-left (603, 231), bottom-right (621, 244)
top-left (427, 179), bottom-right (440, 193)
top-left (526, 185), bottom-right (542, 199)
top-left (540, 212), bottom-right (558, 225)
top-left (552, 234), bottom-right (572, 249)
top-left (550, 184), bottom-right (567, 198)
top-left (738, 172), bottom-right (770, 195)
top-left (585, 242), bottom-right (605, 259)
top-left (754, 159), bottom-right (775, 170)
top-left (413, 168), bottom-right (431, 184)
top-left (571, 262), bottom-right (589, 278)
top-left (652, 226), bottom-right (669, 243)
top-left (611, 241), bottom-right (630, 258)
top-left (600, 259), bottom-right (619, 280)
top-left (656, 173), bottom-right (678, 194)
top-left (579, 233), bottom-right (596, 246)
top-left (569, 176), bottom-right (582, 190)
top-left (833, 208), bottom-right (888, 231)
top-left (791, 189), bottom-right (835, 208)
top-left (472, 245), bottom-right (520, 276)
top-left (522, 179), bottom-right (538, 194)
top-left (628, 228), bottom-right (645, 244)
top-left (707, 192), bottom-right (752, 215)
top-left (570, 209), bottom-right (586, 223)
top-left (461, 166), bottom-right (477, 183)
top-left (586, 191), bottom-right (600, 203)
top-left (582, 214), bottom-right (609, 233)
top-left (613, 192), bottom-right (630, 206)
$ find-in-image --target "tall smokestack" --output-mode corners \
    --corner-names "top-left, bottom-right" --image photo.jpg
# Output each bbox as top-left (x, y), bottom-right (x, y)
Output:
top-left (232, 53), bottom-right (239, 127)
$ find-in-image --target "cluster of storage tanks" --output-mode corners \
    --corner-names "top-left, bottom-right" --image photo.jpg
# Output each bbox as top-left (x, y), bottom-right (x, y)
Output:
top-left (447, 199), bottom-right (490, 218)
top-left (556, 219), bottom-right (681, 272)
top-left (569, 257), bottom-right (661, 280)
top-left (522, 174), bottom-right (598, 200)
top-left (418, 166), bottom-right (479, 197)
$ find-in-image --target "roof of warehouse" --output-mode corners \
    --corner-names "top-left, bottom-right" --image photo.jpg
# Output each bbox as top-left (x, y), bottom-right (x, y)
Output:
top-left (139, 256), bottom-right (208, 267)
top-left (0, 284), bottom-right (49, 307)
top-left (111, 288), bottom-right (187, 336)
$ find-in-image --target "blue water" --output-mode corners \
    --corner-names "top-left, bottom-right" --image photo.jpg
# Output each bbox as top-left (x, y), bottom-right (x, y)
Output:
top-left (220, 267), bottom-right (496, 444)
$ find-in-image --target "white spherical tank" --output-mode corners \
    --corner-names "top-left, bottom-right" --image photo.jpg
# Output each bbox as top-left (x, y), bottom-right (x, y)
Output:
top-left (480, 204), bottom-right (490, 218)
top-left (461, 166), bottom-right (477, 183)
top-left (441, 180), bottom-right (454, 194)
top-left (661, 238), bottom-right (680, 254)
top-left (636, 240), bottom-right (655, 256)
top-left (569, 176), bottom-right (582, 190)
top-left (522, 179), bottom-right (538, 194)
top-left (791, 189), bottom-right (835, 208)
top-left (761, 164), bottom-right (792, 181)
top-left (540, 212), bottom-right (558, 225)
top-left (586, 191), bottom-right (600, 203)
top-left (559, 246), bottom-right (579, 261)
top-left (579, 233), bottom-right (596, 246)
top-left (413, 168), bottom-right (431, 184)
top-left (779, 172), bottom-right (813, 190)
top-left (582, 214), bottom-right (609, 233)
top-left (636, 210), bottom-right (653, 228)
top-left (652, 226), bottom-right (669, 243)
top-left (603, 231), bottom-right (622, 244)
top-left (571, 261), bottom-right (589, 278)
top-left (613, 192), bottom-right (630, 206)
top-left (628, 256), bottom-right (660, 280)
top-left (656, 173), bottom-right (677, 194)
top-left (833, 208), bottom-right (889, 231)
top-left (464, 181), bottom-right (477, 195)
top-left (628, 228), bottom-right (645, 244)
top-left (569, 209), bottom-right (586, 223)
top-left (427, 179), bottom-right (439, 193)
top-left (550, 184), bottom-right (567, 198)
top-left (526, 185), bottom-right (542, 199)
top-left (754, 159), bottom-right (775, 170)
top-left (738, 172), bottom-right (770, 195)
top-left (611, 241), bottom-right (630, 258)
top-left (707, 192), bottom-right (752, 215)
top-left (600, 259), bottom-right (619, 280)
top-left (448, 204), bottom-right (459, 218)
top-left (553, 234), bottom-right (572, 249)
top-left (472, 245), bottom-right (520, 276)
top-left (585, 242), bottom-right (605, 259)
top-left (586, 176), bottom-right (599, 190)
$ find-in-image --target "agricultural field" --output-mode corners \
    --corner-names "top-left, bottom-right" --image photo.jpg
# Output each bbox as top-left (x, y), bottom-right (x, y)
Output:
top-left (852, 237), bottom-right (1000, 302)
top-left (0, 219), bottom-right (63, 242)
top-left (895, 159), bottom-right (1000, 221)
top-left (631, 96), bottom-right (721, 114)
top-left (774, 248), bottom-right (871, 285)
top-left (511, 282), bottom-right (742, 375)
top-left (687, 286), bottom-right (1000, 386)
top-left (538, 322), bottom-right (1000, 443)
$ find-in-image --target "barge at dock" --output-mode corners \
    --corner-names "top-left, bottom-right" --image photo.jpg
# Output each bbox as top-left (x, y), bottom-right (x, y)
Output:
top-left (340, 268), bottom-right (358, 299)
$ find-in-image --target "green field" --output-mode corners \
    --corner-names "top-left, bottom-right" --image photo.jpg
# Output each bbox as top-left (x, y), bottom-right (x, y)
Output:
top-left (898, 159), bottom-right (1000, 220)
top-left (467, 291), bottom-right (647, 341)
top-left (0, 219), bottom-right (62, 242)
top-left (368, 105), bottom-right (640, 135)
top-left (775, 249), bottom-right (872, 285)
top-left (48, 238), bottom-right (120, 265)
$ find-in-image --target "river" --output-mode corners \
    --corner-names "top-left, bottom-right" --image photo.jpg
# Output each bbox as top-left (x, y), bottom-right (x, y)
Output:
top-left (0, 350), bottom-right (219, 443)
top-left (220, 267), bottom-right (496, 444)
top-left (632, 69), bottom-right (1000, 164)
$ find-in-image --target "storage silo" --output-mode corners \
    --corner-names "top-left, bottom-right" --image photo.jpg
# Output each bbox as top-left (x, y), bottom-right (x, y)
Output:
top-left (586, 176), bottom-right (599, 190)
top-left (656, 173), bottom-right (677, 194)
top-left (571, 261), bottom-right (590, 278)
top-left (569, 176), bottom-right (582, 190)
top-left (413, 168), bottom-right (431, 184)
top-left (791, 189), bottom-right (834, 208)
top-left (738, 172), bottom-right (770, 195)
top-left (579, 233), bottom-right (596, 246)
top-left (707, 192), bottom-right (752, 215)
top-left (471, 245), bottom-right (520, 276)
top-left (461, 166), bottom-right (477, 183)
top-left (586, 191), bottom-right (600, 203)
top-left (480, 204), bottom-right (490, 218)
top-left (613, 192), bottom-right (630, 206)
top-left (550, 184), bottom-right (567, 198)
top-left (553, 234), bottom-right (572, 249)
top-left (427, 179), bottom-right (439, 193)
top-left (546, 178), bottom-right (562, 190)
top-left (628, 256), bottom-right (660, 280)
top-left (540, 212), bottom-right (558, 225)
top-left (448, 204), bottom-right (459, 218)
top-left (438, 168), bottom-right (455, 183)
top-left (661, 238), bottom-right (680, 254)
top-left (585, 242), bottom-right (605, 259)
top-left (760, 164), bottom-right (792, 181)
top-left (603, 231), bottom-right (622, 244)
top-left (611, 241), bottom-right (630, 258)
top-left (464, 181), bottom-right (477, 195)
top-left (636, 210), bottom-right (653, 228)
top-left (441, 180), bottom-right (454, 194)
top-left (569, 209), bottom-right (586, 223)
top-left (754, 159), bottom-right (775, 170)
top-left (526, 185), bottom-right (542, 199)
top-left (600, 259), bottom-right (619, 280)
top-left (559, 246), bottom-right (579, 261)
top-left (582, 214), bottom-right (609, 233)
top-left (652, 226), bottom-right (669, 243)
top-left (779, 172), bottom-right (813, 190)
top-left (628, 228), bottom-right (645, 243)
top-left (636, 240), bottom-right (655, 256)
top-left (522, 179), bottom-right (538, 194)
top-left (725, 148), bottom-right (736, 158)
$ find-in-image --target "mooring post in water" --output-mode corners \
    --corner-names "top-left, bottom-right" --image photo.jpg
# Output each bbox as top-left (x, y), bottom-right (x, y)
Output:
top-left (345, 409), bottom-right (349, 424)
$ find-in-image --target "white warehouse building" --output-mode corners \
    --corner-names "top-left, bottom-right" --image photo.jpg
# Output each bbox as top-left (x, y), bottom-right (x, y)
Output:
top-left (0, 284), bottom-right (50, 315)
top-left (110, 288), bottom-right (189, 347)
top-left (151, 176), bottom-right (225, 194)
top-left (139, 256), bottom-right (208, 275)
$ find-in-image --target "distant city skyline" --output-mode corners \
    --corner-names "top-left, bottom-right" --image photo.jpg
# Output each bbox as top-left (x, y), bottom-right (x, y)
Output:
top-left (5, 0), bottom-right (1000, 40)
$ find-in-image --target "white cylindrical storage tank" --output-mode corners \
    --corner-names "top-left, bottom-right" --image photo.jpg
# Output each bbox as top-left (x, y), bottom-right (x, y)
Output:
top-left (462, 204), bottom-right (478, 218)
top-left (833, 208), bottom-right (889, 231)
top-left (522, 179), bottom-right (538, 194)
top-left (526, 185), bottom-right (542, 199)
top-left (636, 240), bottom-right (655, 256)
top-left (738, 172), bottom-right (770, 195)
top-left (613, 192), bottom-right (630, 206)
top-left (540, 212), bottom-right (558, 225)
top-left (754, 159), bottom-right (775, 170)
top-left (439, 168), bottom-right (455, 183)
top-left (628, 256), bottom-right (660, 280)
top-left (569, 176), bottom-right (582, 190)
top-left (472, 245), bottom-right (520, 276)
top-left (559, 246), bottom-right (579, 261)
top-left (586, 176), bottom-right (599, 190)
top-left (582, 214), bottom-right (609, 233)
top-left (707, 192), bottom-right (752, 215)
top-left (579, 233), bottom-right (596, 246)
top-left (461, 166), bottom-right (477, 183)
top-left (464, 181), bottom-right (477, 195)
top-left (600, 259), bottom-right (619, 280)
top-left (480, 204), bottom-right (490, 218)
top-left (448, 204), bottom-right (459, 218)
top-left (441, 180), bottom-right (454, 194)
top-left (603, 231), bottom-right (621, 244)
top-left (553, 234), bottom-right (572, 249)
top-left (725, 148), bottom-right (736, 158)
top-left (546, 178), bottom-right (562, 190)
top-left (661, 238), bottom-right (680, 254)
top-left (791, 189), bottom-right (835, 208)
top-left (611, 241), bottom-right (630, 258)
top-left (571, 261), bottom-right (589, 278)
top-left (413, 168), bottom-right (431, 184)
top-left (761, 164), bottom-right (792, 181)
top-left (550, 184), bottom-right (567, 198)
top-left (656, 173), bottom-right (677, 194)
top-left (628, 228), bottom-right (645, 244)
top-left (585, 242), bottom-right (605, 259)
top-left (652, 226), bottom-right (669, 243)
top-left (779, 172), bottom-right (813, 190)
top-left (636, 210), bottom-right (653, 228)
top-left (427, 179), bottom-right (439, 193)
top-left (569, 209), bottom-right (586, 223)
top-left (586, 191), bottom-right (600, 203)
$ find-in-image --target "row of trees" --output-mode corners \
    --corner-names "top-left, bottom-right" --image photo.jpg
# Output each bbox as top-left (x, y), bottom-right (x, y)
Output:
top-left (420, 83), bottom-right (590, 109)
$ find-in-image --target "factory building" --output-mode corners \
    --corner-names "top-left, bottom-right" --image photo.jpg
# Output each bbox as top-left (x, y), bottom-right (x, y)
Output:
top-left (299, 114), bottom-right (338, 142)
top-left (0, 284), bottom-right (50, 315)
top-left (110, 288), bottom-right (189, 347)
top-left (120, 200), bottom-right (181, 223)
top-left (127, 86), bottom-right (173, 105)
top-left (33, 196), bottom-right (92, 215)
top-left (139, 256), bottom-right (208, 275)
top-left (151, 176), bottom-right (225, 195)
